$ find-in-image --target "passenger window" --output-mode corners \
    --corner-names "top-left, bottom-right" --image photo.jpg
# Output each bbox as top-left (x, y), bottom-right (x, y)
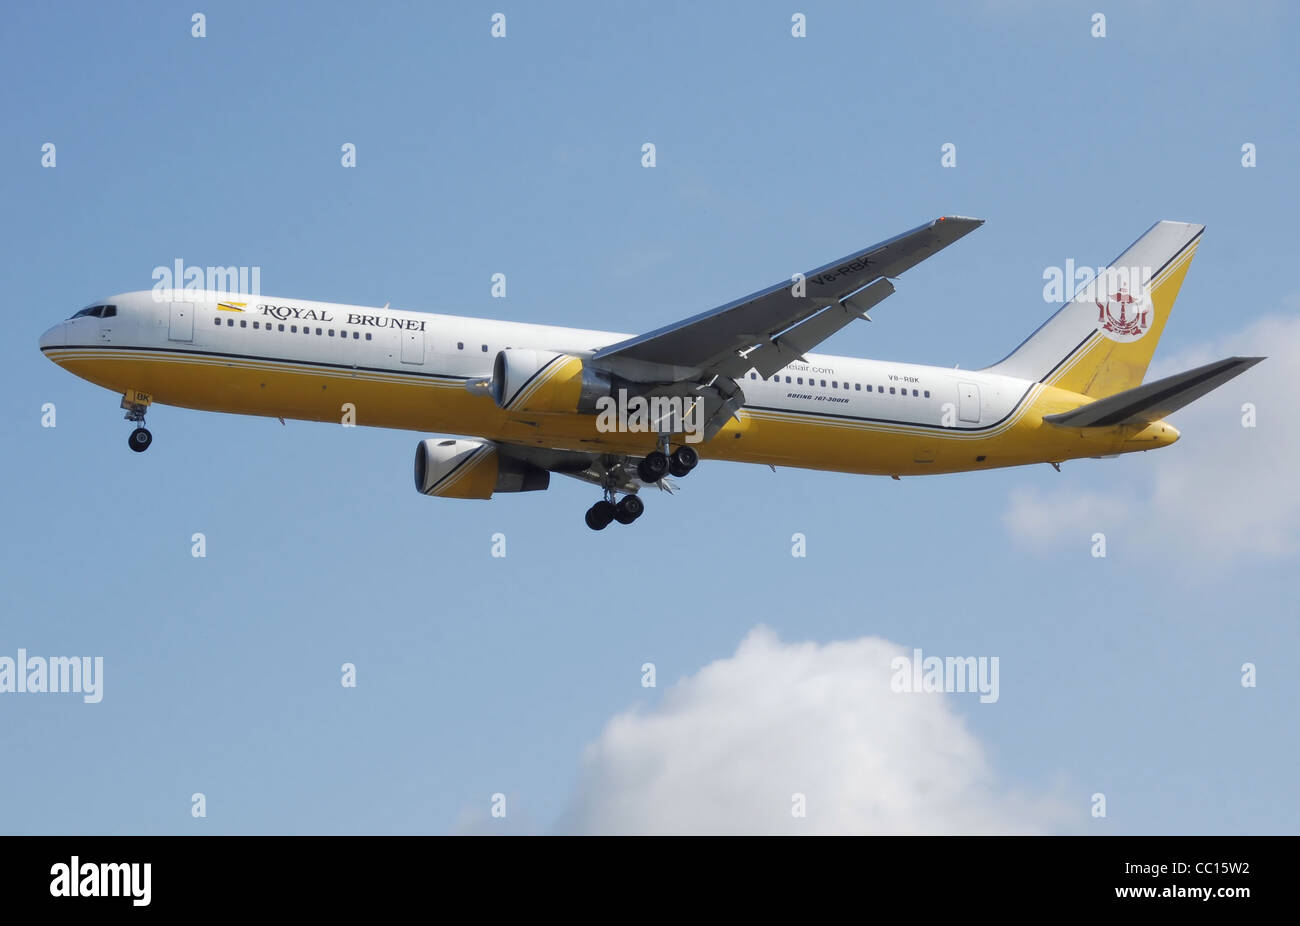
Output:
top-left (253, 321), bottom-right (259, 329)
top-left (750, 372), bottom-right (758, 380)
top-left (279, 324), bottom-right (285, 332)
top-left (291, 325), bottom-right (297, 333)
top-left (889, 387), bottom-right (895, 394)
top-left (924, 390), bottom-right (930, 398)
top-left (913, 389), bottom-right (918, 397)
top-left (353, 332), bottom-right (360, 339)
top-left (831, 381), bottom-right (837, 388)
top-left (240, 320), bottom-right (247, 328)
top-left (855, 383), bottom-right (861, 391)
top-left (316, 328), bottom-right (322, 335)
top-left (785, 376), bottom-right (791, 383)
top-left (481, 344), bottom-right (488, 352)
top-left (457, 342), bottom-right (463, 350)
top-left (820, 379), bottom-right (826, 387)
top-left (365, 333), bottom-right (372, 340)
top-left (797, 377), bottom-right (803, 385)
top-left (213, 318), bottom-right (221, 326)
top-left (328, 329), bottom-right (334, 337)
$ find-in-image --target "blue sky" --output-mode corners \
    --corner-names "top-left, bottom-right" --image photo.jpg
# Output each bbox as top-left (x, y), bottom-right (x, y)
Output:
top-left (2, 1), bottom-right (1296, 834)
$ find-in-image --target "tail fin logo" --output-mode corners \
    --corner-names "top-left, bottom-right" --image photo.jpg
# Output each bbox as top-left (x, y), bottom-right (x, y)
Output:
top-left (1097, 286), bottom-right (1153, 342)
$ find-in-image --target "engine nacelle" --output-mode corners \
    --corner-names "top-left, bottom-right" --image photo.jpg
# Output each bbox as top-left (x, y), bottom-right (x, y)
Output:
top-left (414, 438), bottom-right (549, 498)
top-left (480, 348), bottom-right (612, 414)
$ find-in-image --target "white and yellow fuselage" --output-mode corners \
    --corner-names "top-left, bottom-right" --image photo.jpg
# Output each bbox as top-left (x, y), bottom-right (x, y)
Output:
top-left (40, 291), bottom-right (1177, 477)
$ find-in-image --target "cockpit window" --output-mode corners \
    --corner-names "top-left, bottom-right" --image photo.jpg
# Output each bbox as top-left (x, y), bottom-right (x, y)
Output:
top-left (68, 304), bottom-right (117, 320)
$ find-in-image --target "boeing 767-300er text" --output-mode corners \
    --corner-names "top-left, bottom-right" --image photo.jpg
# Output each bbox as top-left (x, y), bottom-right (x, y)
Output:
top-left (40, 218), bottom-right (1260, 529)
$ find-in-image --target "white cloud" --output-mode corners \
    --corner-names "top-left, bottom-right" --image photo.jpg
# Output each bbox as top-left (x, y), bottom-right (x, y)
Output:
top-left (1003, 487), bottom-right (1130, 548)
top-left (557, 627), bottom-right (1068, 835)
top-left (1003, 309), bottom-right (1300, 559)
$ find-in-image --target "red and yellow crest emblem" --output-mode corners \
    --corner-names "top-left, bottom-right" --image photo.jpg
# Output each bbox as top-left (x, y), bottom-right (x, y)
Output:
top-left (1097, 286), bottom-right (1152, 342)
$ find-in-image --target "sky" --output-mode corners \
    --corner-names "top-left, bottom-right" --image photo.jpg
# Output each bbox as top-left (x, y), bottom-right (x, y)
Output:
top-left (1, 1), bottom-right (1296, 835)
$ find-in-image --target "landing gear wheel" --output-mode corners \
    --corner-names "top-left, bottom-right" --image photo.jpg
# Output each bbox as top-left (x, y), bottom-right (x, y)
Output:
top-left (128, 427), bottom-right (153, 453)
top-left (614, 494), bottom-right (644, 524)
top-left (669, 445), bottom-right (699, 477)
top-left (637, 450), bottom-right (669, 483)
top-left (585, 500), bottom-right (616, 531)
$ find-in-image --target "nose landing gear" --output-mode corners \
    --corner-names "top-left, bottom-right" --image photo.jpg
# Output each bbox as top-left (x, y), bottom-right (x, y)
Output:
top-left (128, 427), bottom-right (153, 452)
top-left (121, 388), bottom-right (154, 453)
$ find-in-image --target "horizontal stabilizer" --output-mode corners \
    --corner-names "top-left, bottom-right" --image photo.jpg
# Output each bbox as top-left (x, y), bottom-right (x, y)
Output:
top-left (1043, 356), bottom-right (1263, 428)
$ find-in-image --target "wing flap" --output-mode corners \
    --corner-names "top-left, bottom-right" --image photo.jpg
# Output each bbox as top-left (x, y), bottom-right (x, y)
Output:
top-left (724, 278), bottom-right (895, 379)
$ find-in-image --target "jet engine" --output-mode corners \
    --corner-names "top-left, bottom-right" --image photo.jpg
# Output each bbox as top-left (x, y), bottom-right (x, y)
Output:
top-left (414, 438), bottom-right (549, 498)
top-left (470, 348), bottom-right (613, 415)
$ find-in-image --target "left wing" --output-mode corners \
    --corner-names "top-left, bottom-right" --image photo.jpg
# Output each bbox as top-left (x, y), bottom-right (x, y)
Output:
top-left (592, 216), bottom-right (983, 381)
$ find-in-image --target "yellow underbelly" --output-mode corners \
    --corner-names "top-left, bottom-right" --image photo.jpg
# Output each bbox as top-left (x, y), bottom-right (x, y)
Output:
top-left (48, 347), bottom-right (1139, 477)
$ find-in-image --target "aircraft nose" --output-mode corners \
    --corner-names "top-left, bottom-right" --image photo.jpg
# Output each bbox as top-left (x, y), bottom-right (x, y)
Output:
top-left (39, 322), bottom-right (66, 350)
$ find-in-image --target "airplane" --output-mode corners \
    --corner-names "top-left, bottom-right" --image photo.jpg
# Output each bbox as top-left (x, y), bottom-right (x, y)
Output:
top-left (39, 217), bottom-right (1262, 530)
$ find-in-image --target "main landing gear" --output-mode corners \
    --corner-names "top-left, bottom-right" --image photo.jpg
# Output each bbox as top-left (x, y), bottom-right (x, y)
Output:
top-left (121, 389), bottom-right (153, 453)
top-left (585, 493), bottom-right (644, 530)
top-left (584, 444), bottom-right (700, 530)
top-left (636, 445), bottom-right (699, 482)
